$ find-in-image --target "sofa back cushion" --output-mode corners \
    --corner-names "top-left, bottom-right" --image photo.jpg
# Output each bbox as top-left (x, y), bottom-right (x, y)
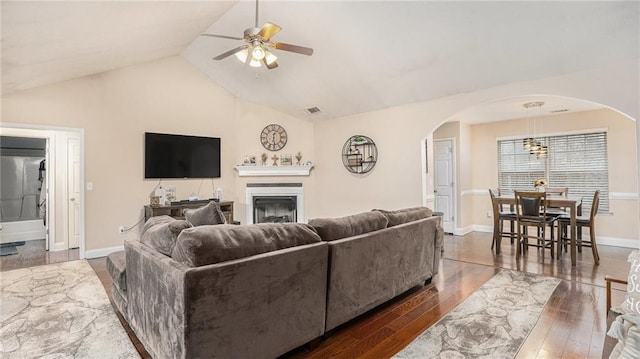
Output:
top-left (184, 201), bottom-right (227, 226)
top-left (373, 207), bottom-right (433, 227)
top-left (140, 215), bottom-right (191, 256)
top-left (171, 223), bottom-right (321, 267)
top-left (308, 211), bottom-right (388, 242)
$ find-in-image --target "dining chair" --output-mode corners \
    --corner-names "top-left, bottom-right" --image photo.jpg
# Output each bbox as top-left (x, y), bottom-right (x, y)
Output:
top-left (488, 188), bottom-right (516, 251)
top-left (557, 190), bottom-right (600, 264)
top-left (514, 191), bottom-right (557, 259)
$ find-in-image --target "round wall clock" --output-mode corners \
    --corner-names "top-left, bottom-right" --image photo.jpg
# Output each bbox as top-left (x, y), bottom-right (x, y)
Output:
top-left (260, 124), bottom-right (288, 151)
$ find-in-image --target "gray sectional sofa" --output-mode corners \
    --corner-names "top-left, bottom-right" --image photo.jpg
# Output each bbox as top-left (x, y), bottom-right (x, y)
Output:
top-left (107, 202), bottom-right (443, 359)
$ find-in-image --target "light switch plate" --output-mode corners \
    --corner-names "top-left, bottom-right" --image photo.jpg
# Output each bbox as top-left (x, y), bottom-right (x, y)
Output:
top-left (86, 182), bottom-right (93, 191)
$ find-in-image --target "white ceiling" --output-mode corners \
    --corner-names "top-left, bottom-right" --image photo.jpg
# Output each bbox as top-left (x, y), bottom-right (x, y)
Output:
top-left (2, 1), bottom-right (638, 123)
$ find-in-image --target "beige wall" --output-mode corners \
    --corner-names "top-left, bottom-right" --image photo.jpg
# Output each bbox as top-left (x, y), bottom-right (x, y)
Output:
top-left (2, 57), bottom-right (638, 253)
top-left (1, 56), bottom-right (315, 253)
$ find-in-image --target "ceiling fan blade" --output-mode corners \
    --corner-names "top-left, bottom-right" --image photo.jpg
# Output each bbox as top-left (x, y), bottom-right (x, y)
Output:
top-left (213, 45), bottom-right (248, 60)
top-left (272, 42), bottom-right (314, 56)
top-left (263, 59), bottom-right (279, 70)
top-left (201, 33), bottom-right (244, 41)
top-left (257, 22), bottom-right (282, 41)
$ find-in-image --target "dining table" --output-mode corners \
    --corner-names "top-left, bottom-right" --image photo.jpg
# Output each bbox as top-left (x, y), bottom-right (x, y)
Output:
top-left (495, 194), bottom-right (583, 266)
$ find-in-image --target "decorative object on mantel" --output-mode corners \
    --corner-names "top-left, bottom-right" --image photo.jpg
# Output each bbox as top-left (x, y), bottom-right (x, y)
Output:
top-left (234, 164), bottom-right (314, 177)
top-left (260, 124), bottom-right (288, 151)
top-left (261, 152), bottom-right (268, 166)
top-left (281, 154), bottom-right (292, 166)
top-left (271, 153), bottom-right (279, 165)
top-left (243, 155), bottom-right (256, 166)
top-left (342, 135), bottom-right (378, 174)
top-left (295, 152), bottom-right (302, 165)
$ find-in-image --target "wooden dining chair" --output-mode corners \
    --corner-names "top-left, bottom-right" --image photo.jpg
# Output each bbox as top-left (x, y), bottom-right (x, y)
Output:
top-left (514, 191), bottom-right (557, 259)
top-left (488, 188), bottom-right (516, 251)
top-left (557, 190), bottom-right (600, 264)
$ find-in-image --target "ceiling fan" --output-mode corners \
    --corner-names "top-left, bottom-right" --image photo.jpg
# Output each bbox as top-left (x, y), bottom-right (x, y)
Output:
top-left (201, 0), bottom-right (313, 69)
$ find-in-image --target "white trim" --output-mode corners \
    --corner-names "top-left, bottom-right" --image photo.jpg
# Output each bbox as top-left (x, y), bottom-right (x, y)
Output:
top-left (610, 192), bottom-right (639, 200)
top-left (85, 245), bottom-right (124, 259)
top-left (472, 225), bottom-right (493, 233)
top-left (463, 190), bottom-right (638, 201)
top-left (234, 165), bottom-right (313, 177)
top-left (597, 236), bottom-right (639, 249)
top-left (496, 127), bottom-right (609, 141)
top-left (453, 225), bottom-right (473, 236)
top-left (461, 189), bottom-right (487, 197)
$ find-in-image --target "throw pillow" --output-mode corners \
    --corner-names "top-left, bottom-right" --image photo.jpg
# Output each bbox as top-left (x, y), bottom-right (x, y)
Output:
top-left (308, 211), bottom-right (388, 241)
top-left (184, 201), bottom-right (227, 226)
top-left (171, 223), bottom-right (321, 267)
top-left (373, 207), bottom-right (433, 227)
top-left (621, 250), bottom-right (640, 315)
top-left (141, 216), bottom-right (191, 256)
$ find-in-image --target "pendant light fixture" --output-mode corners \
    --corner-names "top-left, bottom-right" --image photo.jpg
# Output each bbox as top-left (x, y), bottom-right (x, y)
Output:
top-left (522, 101), bottom-right (547, 159)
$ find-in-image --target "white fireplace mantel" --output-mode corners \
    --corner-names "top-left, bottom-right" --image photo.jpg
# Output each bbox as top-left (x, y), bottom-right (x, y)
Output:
top-left (234, 164), bottom-right (313, 177)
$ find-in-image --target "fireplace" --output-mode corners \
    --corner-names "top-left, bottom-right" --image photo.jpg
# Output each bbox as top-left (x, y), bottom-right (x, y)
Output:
top-left (245, 183), bottom-right (304, 224)
top-left (253, 196), bottom-right (297, 223)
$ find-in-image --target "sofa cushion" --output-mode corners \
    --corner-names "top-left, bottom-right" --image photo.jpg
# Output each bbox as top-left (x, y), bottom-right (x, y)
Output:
top-left (106, 250), bottom-right (127, 293)
top-left (620, 250), bottom-right (640, 315)
top-left (373, 207), bottom-right (433, 227)
top-left (184, 201), bottom-right (227, 226)
top-left (141, 215), bottom-right (191, 256)
top-left (308, 211), bottom-right (388, 242)
top-left (171, 223), bottom-right (322, 267)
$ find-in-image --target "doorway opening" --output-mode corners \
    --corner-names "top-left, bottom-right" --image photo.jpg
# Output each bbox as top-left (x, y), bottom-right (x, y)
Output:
top-left (0, 125), bottom-right (85, 270)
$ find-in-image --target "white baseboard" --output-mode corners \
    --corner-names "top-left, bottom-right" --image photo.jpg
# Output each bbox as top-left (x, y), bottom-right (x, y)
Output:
top-left (472, 225), bottom-right (493, 233)
top-left (597, 236), bottom-right (639, 249)
top-left (453, 224), bottom-right (639, 249)
top-left (85, 245), bottom-right (124, 259)
top-left (453, 226), bottom-right (473, 236)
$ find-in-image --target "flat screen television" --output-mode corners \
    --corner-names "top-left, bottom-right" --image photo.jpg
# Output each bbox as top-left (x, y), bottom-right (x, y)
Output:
top-left (144, 132), bottom-right (221, 179)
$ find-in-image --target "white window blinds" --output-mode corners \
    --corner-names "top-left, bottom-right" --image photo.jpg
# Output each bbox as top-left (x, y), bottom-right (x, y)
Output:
top-left (497, 131), bottom-right (608, 213)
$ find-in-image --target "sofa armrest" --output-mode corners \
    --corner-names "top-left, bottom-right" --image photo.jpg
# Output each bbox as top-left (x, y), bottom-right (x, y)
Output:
top-left (124, 239), bottom-right (191, 359)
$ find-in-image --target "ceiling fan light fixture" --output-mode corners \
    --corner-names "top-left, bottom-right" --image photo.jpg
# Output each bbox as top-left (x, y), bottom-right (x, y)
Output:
top-left (235, 48), bottom-right (249, 63)
top-left (264, 50), bottom-right (277, 65)
top-left (249, 57), bottom-right (262, 67)
top-left (251, 45), bottom-right (266, 60)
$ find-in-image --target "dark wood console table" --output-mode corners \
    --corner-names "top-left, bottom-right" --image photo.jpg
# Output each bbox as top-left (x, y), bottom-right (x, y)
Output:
top-left (144, 201), bottom-right (234, 223)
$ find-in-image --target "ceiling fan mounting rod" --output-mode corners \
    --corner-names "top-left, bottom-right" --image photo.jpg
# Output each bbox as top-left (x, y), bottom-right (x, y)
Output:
top-left (255, 0), bottom-right (259, 28)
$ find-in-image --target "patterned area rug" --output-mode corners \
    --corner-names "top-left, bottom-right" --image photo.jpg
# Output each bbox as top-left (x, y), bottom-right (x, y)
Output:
top-left (394, 270), bottom-right (561, 358)
top-left (0, 260), bottom-right (139, 358)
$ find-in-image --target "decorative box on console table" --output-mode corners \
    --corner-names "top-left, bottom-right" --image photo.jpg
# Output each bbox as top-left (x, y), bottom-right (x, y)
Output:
top-left (234, 164), bottom-right (314, 177)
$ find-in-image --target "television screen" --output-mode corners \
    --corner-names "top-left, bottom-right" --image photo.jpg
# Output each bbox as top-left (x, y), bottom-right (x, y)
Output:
top-left (144, 132), bottom-right (221, 179)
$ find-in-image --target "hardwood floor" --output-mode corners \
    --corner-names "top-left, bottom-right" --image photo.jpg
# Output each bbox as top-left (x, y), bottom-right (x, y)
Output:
top-left (2, 232), bottom-right (632, 358)
top-left (0, 239), bottom-right (78, 271)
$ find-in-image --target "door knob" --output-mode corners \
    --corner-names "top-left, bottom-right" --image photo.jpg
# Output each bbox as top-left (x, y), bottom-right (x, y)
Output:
top-left (70, 198), bottom-right (75, 202)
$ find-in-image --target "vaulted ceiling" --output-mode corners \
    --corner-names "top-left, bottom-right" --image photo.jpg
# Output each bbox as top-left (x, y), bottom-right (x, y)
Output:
top-left (2, 1), bottom-right (638, 122)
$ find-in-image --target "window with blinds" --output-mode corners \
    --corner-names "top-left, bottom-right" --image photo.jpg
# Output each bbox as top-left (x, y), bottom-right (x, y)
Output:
top-left (497, 131), bottom-right (608, 213)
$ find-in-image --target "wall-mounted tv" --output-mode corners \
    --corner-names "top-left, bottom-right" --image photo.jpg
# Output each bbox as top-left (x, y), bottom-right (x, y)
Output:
top-left (144, 132), bottom-right (221, 179)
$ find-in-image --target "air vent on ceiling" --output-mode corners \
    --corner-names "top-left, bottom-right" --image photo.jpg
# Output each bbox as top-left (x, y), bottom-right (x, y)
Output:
top-left (550, 109), bottom-right (569, 113)
top-left (306, 107), bottom-right (321, 114)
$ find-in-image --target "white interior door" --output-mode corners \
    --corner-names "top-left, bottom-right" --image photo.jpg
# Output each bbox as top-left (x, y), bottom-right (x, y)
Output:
top-left (434, 139), bottom-right (455, 233)
top-left (67, 138), bottom-right (80, 248)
